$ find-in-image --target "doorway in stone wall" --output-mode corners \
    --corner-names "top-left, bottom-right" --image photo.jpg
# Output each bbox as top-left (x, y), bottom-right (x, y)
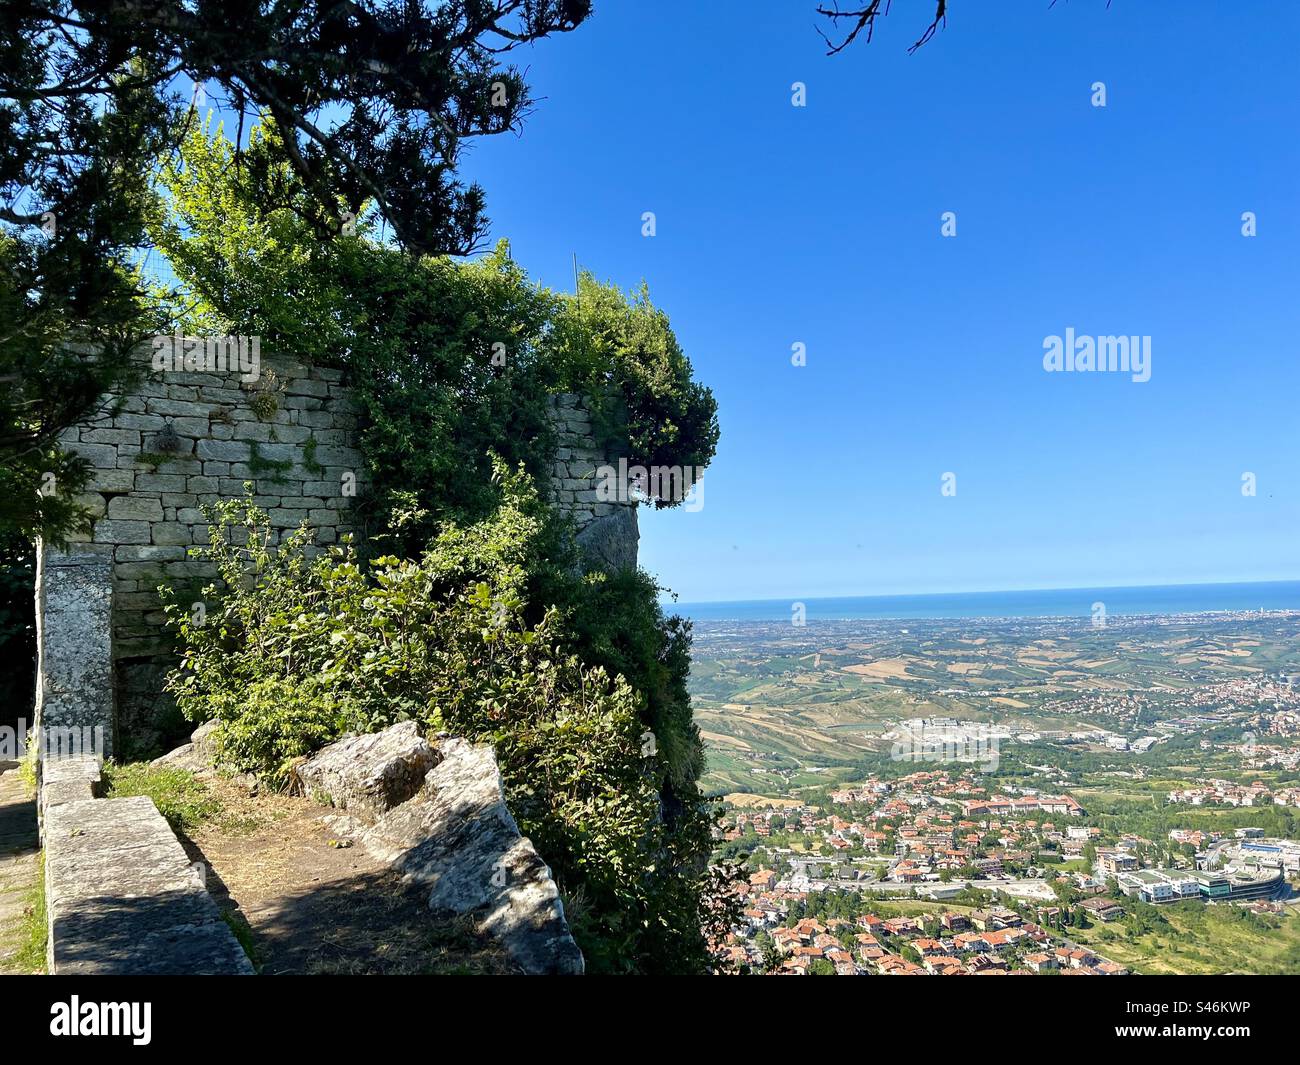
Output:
top-left (0, 533), bottom-right (36, 745)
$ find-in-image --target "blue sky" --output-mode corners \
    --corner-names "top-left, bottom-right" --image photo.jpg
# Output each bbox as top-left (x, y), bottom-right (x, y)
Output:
top-left (472, 5), bottom-right (1296, 602)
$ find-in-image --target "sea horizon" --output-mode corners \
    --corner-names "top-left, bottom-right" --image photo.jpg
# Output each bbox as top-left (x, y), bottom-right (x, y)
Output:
top-left (670, 579), bottom-right (1300, 622)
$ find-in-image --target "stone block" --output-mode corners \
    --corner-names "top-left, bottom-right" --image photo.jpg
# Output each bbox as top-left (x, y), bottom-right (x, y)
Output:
top-left (40, 757), bottom-right (102, 817)
top-left (284, 377), bottom-right (330, 398)
top-left (112, 413), bottom-right (168, 431)
top-left (81, 427), bottom-right (141, 447)
top-left (107, 496), bottom-right (164, 521)
top-left (65, 442), bottom-right (119, 469)
top-left (354, 735), bottom-right (584, 975)
top-left (92, 519), bottom-right (151, 545)
top-left (43, 796), bottom-right (254, 975)
top-left (296, 721), bottom-right (437, 823)
top-left (575, 506), bottom-right (639, 573)
top-left (87, 468), bottom-right (136, 493)
top-left (115, 546), bottom-right (186, 563)
top-left (195, 440), bottom-right (251, 462)
top-left (168, 416), bottom-right (211, 438)
top-left (268, 510), bottom-right (305, 529)
top-left (151, 524), bottom-right (191, 546)
top-left (143, 398), bottom-right (211, 419)
top-left (35, 550), bottom-right (115, 759)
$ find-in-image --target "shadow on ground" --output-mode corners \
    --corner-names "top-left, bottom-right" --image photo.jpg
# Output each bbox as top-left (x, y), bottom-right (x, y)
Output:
top-left (179, 791), bottom-right (514, 975)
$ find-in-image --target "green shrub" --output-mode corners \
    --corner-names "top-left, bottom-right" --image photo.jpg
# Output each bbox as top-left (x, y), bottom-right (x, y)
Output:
top-left (0, 531), bottom-right (36, 720)
top-left (163, 471), bottom-right (726, 972)
top-left (547, 274), bottom-right (719, 496)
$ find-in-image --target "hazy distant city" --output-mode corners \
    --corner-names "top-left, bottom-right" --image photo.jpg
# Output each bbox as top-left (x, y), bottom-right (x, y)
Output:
top-left (697, 601), bottom-right (1300, 974)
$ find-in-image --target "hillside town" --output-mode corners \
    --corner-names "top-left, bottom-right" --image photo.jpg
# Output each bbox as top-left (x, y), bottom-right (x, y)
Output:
top-left (722, 903), bottom-right (1131, 976)
top-left (713, 766), bottom-right (1299, 974)
top-left (1168, 780), bottom-right (1300, 809)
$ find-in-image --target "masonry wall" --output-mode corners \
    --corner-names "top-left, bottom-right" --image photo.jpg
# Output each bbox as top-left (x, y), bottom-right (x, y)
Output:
top-left (53, 347), bottom-right (369, 757)
top-left (40, 352), bottom-right (637, 759)
top-left (546, 393), bottom-right (639, 572)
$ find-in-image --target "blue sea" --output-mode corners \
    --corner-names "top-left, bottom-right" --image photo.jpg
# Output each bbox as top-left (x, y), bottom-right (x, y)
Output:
top-left (673, 581), bottom-right (1300, 622)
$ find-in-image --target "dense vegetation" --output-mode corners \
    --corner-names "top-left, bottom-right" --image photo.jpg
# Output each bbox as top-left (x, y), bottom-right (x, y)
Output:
top-left (164, 473), bottom-right (720, 972)
top-left (0, 1), bottom-right (592, 544)
top-left (151, 120), bottom-right (726, 972)
top-left (0, 532), bottom-right (36, 725)
top-left (153, 119), bottom-right (718, 548)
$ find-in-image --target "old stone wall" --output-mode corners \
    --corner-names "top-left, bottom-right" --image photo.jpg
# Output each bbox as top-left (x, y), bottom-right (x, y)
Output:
top-left (50, 345), bottom-right (369, 756)
top-left (37, 359), bottom-right (638, 759)
top-left (546, 394), bottom-right (639, 572)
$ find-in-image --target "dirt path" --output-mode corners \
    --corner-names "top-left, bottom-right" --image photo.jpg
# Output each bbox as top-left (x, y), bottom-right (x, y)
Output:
top-left (0, 763), bottom-right (40, 975)
top-left (184, 775), bottom-right (511, 974)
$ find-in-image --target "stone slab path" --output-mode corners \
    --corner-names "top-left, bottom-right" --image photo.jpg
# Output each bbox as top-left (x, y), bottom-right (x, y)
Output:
top-left (0, 762), bottom-right (40, 974)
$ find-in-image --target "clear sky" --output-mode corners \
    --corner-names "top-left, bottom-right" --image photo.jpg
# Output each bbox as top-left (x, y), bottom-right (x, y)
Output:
top-left (461, 1), bottom-right (1300, 603)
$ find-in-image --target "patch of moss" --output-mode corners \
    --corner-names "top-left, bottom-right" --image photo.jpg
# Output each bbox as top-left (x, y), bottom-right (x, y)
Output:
top-left (17, 734), bottom-right (37, 795)
top-left (249, 369), bottom-right (284, 421)
top-left (248, 442), bottom-right (292, 484)
top-left (302, 436), bottom-right (325, 476)
top-left (220, 909), bottom-right (261, 968)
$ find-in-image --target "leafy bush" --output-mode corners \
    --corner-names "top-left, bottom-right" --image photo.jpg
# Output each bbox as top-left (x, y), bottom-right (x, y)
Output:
top-left (163, 471), bottom-right (724, 972)
top-left (548, 274), bottom-right (719, 499)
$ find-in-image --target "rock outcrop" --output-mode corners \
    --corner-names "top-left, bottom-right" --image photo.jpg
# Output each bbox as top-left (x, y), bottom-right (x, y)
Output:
top-left (298, 724), bottom-right (584, 975)
top-left (295, 721), bottom-right (436, 823)
top-left (151, 719), bottom-right (222, 774)
top-left (575, 504), bottom-right (640, 572)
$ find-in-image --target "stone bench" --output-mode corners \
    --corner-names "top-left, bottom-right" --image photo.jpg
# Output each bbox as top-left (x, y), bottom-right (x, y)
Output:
top-left (43, 792), bottom-right (253, 975)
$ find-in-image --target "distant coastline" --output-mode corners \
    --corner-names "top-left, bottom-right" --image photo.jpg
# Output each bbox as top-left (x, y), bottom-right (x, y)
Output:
top-left (672, 580), bottom-right (1300, 622)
